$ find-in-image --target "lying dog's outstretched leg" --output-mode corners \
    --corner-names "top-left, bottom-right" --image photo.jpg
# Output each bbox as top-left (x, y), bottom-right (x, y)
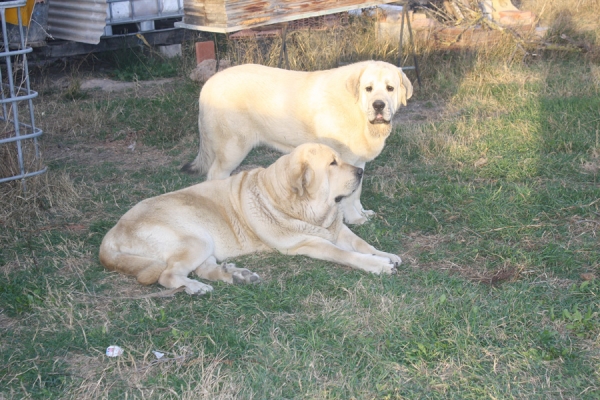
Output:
top-left (158, 238), bottom-right (215, 295)
top-left (288, 232), bottom-right (400, 275)
top-left (195, 257), bottom-right (261, 284)
top-left (290, 240), bottom-right (398, 275)
top-left (336, 225), bottom-right (401, 267)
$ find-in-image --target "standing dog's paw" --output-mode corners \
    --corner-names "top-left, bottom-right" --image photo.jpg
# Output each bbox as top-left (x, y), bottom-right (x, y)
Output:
top-left (361, 208), bottom-right (376, 217)
top-left (344, 215), bottom-right (368, 225)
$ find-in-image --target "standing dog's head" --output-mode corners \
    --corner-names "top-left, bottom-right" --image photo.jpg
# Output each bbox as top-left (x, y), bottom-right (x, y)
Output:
top-left (271, 143), bottom-right (362, 226)
top-left (346, 61), bottom-right (413, 125)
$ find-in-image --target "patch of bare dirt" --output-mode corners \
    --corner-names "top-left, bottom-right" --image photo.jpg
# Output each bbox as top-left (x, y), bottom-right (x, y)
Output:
top-left (80, 78), bottom-right (176, 93)
top-left (401, 232), bottom-right (521, 285)
top-left (393, 99), bottom-right (449, 124)
top-left (43, 130), bottom-right (174, 172)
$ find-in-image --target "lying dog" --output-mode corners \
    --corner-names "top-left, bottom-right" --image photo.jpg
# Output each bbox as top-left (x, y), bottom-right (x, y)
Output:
top-left (182, 61), bottom-right (413, 225)
top-left (101, 143), bottom-right (401, 294)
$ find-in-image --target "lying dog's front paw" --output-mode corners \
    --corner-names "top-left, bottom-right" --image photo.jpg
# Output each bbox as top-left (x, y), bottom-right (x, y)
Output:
top-left (363, 255), bottom-right (398, 275)
top-left (388, 254), bottom-right (402, 267)
top-left (184, 280), bottom-right (214, 295)
top-left (380, 259), bottom-right (397, 275)
top-left (373, 252), bottom-right (401, 269)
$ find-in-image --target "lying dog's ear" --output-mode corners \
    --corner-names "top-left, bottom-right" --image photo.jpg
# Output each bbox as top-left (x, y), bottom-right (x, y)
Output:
top-left (346, 67), bottom-right (365, 102)
top-left (290, 161), bottom-right (314, 197)
top-left (397, 69), bottom-right (414, 106)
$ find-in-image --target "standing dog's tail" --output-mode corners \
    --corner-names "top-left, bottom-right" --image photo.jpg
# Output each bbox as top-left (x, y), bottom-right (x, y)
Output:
top-left (180, 152), bottom-right (206, 174)
top-left (181, 111), bottom-right (214, 175)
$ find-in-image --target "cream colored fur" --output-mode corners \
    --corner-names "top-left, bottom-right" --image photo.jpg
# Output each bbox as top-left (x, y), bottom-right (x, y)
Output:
top-left (101, 144), bottom-right (401, 294)
top-left (182, 61), bottom-right (413, 225)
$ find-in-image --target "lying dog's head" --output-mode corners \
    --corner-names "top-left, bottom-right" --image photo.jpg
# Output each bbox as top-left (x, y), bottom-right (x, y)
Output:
top-left (347, 61), bottom-right (413, 125)
top-left (289, 143), bottom-right (362, 200)
top-left (269, 143), bottom-right (362, 226)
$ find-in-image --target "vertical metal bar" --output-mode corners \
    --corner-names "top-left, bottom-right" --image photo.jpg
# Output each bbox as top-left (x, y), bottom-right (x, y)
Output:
top-left (18, 1), bottom-right (38, 155)
top-left (405, 6), bottom-right (422, 87)
top-left (0, 8), bottom-right (7, 121)
top-left (2, 5), bottom-right (26, 184)
top-left (397, 5), bottom-right (405, 67)
top-left (15, 4), bottom-right (26, 186)
top-left (107, 0), bottom-right (114, 36)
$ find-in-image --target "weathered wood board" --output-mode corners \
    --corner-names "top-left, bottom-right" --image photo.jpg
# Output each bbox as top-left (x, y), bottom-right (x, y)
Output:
top-left (176, 0), bottom-right (396, 33)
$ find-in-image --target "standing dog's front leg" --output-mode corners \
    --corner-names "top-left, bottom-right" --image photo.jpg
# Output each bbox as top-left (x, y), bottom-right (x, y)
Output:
top-left (340, 162), bottom-right (375, 225)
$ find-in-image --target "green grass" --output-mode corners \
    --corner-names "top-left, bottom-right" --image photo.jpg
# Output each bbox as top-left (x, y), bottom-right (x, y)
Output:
top-left (1, 37), bottom-right (599, 399)
top-left (98, 48), bottom-right (183, 82)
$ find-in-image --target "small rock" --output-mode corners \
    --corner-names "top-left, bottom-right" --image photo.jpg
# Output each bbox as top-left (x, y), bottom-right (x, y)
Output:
top-left (189, 59), bottom-right (231, 83)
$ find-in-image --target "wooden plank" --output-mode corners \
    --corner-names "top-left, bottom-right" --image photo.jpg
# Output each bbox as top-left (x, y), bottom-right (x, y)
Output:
top-left (178, 0), bottom-right (396, 33)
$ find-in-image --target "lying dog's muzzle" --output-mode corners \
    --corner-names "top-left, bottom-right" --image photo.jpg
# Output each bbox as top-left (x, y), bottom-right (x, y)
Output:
top-left (335, 166), bottom-right (363, 203)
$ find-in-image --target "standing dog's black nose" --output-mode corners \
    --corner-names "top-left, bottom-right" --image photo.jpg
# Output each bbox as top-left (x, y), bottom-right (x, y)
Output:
top-left (373, 100), bottom-right (385, 111)
top-left (356, 167), bottom-right (364, 178)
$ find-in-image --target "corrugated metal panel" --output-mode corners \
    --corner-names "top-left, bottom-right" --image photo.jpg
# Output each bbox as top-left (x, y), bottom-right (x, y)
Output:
top-left (48, 0), bottom-right (108, 45)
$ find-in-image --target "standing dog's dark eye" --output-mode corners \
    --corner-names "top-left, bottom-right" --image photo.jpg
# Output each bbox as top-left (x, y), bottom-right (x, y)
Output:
top-left (330, 159), bottom-right (337, 166)
top-left (387, 85), bottom-right (394, 92)
top-left (366, 86), bottom-right (373, 92)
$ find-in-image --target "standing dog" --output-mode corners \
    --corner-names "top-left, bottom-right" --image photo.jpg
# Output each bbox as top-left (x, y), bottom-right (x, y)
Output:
top-left (101, 144), bottom-right (401, 294)
top-left (182, 61), bottom-right (413, 225)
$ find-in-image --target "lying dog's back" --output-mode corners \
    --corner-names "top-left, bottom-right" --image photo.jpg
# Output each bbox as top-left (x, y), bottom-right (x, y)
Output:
top-left (99, 169), bottom-right (271, 283)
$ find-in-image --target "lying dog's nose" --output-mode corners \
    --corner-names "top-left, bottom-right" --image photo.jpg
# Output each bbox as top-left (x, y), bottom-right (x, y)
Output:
top-left (356, 168), bottom-right (363, 178)
top-left (373, 100), bottom-right (385, 111)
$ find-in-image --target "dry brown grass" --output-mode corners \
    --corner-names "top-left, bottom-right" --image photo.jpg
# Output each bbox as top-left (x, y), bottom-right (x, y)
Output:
top-left (226, 14), bottom-right (402, 71)
top-left (0, 171), bottom-right (82, 230)
top-left (61, 348), bottom-right (241, 399)
top-left (522, 0), bottom-right (600, 60)
top-left (522, 0), bottom-right (600, 32)
top-left (1, 103), bottom-right (45, 185)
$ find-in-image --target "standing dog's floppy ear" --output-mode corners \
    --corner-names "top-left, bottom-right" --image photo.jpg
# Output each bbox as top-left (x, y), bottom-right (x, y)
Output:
top-left (397, 69), bottom-right (414, 106)
top-left (346, 67), bottom-right (366, 102)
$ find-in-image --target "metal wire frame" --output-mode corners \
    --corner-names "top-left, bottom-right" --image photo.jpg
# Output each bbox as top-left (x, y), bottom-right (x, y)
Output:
top-left (0, 0), bottom-right (46, 186)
